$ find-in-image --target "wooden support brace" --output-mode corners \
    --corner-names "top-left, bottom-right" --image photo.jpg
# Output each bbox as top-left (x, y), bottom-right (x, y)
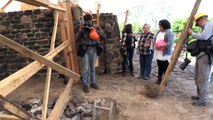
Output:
top-left (0, 114), bottom-right (20, 120)
top-left (65, 2), bottom-right (80, 74)
top-left (0, 34), bottom-right (80, 81)
top-left (16, 0), bottom-right (66, 12)
top-left (0, 41), bottom-right (70, 97)
top-left (41, 11), bottom-right (59, 119)
top-left (47, 78), bottom-right (74, 120)
top-left (0, 95), bottom-right (39, 120)
top-left (159, 0), bottom-right (202, 94)
top-left (0, 0), bottom-right (13, 12)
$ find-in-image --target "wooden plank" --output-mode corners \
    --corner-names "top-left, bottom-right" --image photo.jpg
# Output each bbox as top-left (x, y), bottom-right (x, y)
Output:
top-left (0, 34), bottom-right (80, 81)
top-left (96, 3), bottom-right (100, 26)
top-left (16, 0), bottom-right (66, 12)
top-left (47, 78), bottom-right (74, 120)
top-left (58, 10), bottom-right (72, 70)
top-left (0, 96), bottom-right (39, 120)
top-left (0, 41), bottom-right (70, 97)
top-left (159, 0), bottom-right (202, 94)
top-left (0, 0), bottom-right (13, 12)
top-left (65, 2), bottom-right (80, 74)
top-left (0, 114), bottom-right (20, 120)
top-left (41, 11), bottom-right (59, 120)
top-left (123, 10), bottom-right (129, 28)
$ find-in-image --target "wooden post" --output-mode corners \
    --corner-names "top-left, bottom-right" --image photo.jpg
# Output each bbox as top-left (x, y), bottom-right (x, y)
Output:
top-left (123, 10), bottom-right (129, 29)
top-left (41, 11), bottom-right (59, 120)
top-left (96, 3), bottom-right (100, 26)
top-left (159, 0), bottom-right (202, 94)
top-left (0, 0), bottom-right (13, 12)
top-left (47, 78), bottom-right (74, 120)
top-left (65, 2), bottom-right (80, 74)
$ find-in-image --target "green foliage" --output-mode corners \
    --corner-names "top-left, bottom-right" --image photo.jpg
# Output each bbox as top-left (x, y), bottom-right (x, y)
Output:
top-left (119, 22), bottom-right (142, 34)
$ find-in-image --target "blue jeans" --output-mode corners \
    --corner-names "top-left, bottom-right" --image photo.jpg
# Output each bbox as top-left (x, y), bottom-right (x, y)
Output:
top-left (139, 51), bottom-right (153, 77)
top-left (80, 47), bottom-right (97, 85)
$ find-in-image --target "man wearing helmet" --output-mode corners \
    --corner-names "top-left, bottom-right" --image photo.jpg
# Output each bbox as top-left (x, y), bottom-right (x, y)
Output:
top-left (188, 13), bottom-right (213, 107)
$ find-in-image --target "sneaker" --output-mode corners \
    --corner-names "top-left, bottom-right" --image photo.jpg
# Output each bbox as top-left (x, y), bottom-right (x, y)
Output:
top-left (83, 85), bottom-right (89, 93)
top-left (90, 83), bottom-right (99, 90)
top-left (192, 100), bottom-right (208, 107)
top-left (191, 96), bottom-right (199, 100)
top-left (143, 76), bottom-right (149, 80)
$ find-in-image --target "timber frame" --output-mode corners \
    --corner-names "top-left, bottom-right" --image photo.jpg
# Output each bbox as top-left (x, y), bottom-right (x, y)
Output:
top-left (0, 0), bottom-right (81, 120)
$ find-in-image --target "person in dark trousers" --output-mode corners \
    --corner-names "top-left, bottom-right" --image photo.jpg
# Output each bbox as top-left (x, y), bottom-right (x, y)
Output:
top-left (188, 13), bottom-right (213, 107)
top-left (120, 24), bottom-right (137, 76)
top-left (154, 19), bottom-right (174, 85)
top-left (76, 14), bottom-right (106, 93)
top-left (137, 24), bottom-right (154, 80)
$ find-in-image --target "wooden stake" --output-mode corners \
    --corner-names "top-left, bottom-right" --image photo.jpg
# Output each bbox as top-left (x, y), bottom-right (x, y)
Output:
top-left (159, 0), bottom-right (202, 94)
top-left (123, 10), bottom-right (129, 28)
top-left (41, 11), bottom-right (59, 120)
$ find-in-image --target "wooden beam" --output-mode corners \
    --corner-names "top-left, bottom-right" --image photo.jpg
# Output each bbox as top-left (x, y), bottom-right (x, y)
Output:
top-left (41, 11), bottom-right (59, 119)
top-left (47, 78), bottom-right (74, 120)
top-left (42, 11), bottom-right (59, 120)
top-left (0, 0), bottom-right (13, 12)
top-left (159, 0), bottom-right (202, 94)
top-left (0, 114), bottom-right (20, 120)
top-left (0, 41), bottom-right (70, 97)
top-left (0, 34), bottom-right (80, 81)
top-left (123, 10), bottom-right (129, 28)
top-left (59, 10), bottom-right (72, 70)
top-left (0, 95), bottom-right (39, 120)
top-left (16, 0), bottom-right (66, 12)
top-left (65, 2), bottom-right (80, 74)
top-left (96, 3), bottom-right (100, 26)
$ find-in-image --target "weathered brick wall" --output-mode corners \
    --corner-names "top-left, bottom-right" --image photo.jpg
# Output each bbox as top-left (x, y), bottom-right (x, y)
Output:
top-left (0, 9), bottom-right (64, 80)
top-left (0, 7), bottom-right (122, 80)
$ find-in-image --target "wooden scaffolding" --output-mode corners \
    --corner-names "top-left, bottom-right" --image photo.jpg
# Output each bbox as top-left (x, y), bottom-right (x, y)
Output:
top-left (0, 0), bottom-right (81, 120)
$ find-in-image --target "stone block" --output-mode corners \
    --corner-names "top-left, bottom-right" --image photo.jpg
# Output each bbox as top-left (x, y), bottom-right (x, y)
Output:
top-left (14, 24), bottom-right (25, 29)
top-left (24, 10), bottom-right (33, 16)
top-left (40, 28), bottom-right (51, 32)
top-left (21, 15), bottom-right (32, 24)
top-left (8, 12), bottom-right (18, 17)
top-left (1, 21), bottom-right (11, 26)
top-left (33, 9), bottom-right (41, 15)
top-left (35, 23), bottom-right (44, 28)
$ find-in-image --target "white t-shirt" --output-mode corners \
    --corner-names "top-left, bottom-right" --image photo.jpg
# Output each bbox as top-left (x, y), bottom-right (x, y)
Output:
top-left (154, 32), bottom-right (171, 61)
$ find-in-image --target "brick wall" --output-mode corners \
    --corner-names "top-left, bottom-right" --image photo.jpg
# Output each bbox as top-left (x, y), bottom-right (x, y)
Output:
top-left (0, 7), bottom-right (122, 80)
top-left (0, 9), bottom-right (64, 80)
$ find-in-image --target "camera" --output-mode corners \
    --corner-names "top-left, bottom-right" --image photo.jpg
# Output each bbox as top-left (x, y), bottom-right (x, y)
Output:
top-left (83, 23), bottom-right (91, 31)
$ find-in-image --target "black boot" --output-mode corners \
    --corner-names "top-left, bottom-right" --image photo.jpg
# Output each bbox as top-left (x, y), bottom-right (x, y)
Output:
top-left (155, 77), bottom-right (162, 85)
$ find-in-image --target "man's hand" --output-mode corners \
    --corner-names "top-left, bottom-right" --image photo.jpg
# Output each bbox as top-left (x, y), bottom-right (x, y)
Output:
top-left (188, 28), bottom-right (193, 35)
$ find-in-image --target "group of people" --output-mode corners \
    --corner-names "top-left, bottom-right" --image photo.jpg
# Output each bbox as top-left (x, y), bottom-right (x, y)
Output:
top-left (121, 19), bottom-right (174, 85)
top-left (76, 13), bottom-right (213, 107)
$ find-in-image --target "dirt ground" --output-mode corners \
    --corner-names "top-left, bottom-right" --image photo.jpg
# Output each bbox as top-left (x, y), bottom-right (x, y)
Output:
top-left (6, 56), bottom-right (213, 120)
